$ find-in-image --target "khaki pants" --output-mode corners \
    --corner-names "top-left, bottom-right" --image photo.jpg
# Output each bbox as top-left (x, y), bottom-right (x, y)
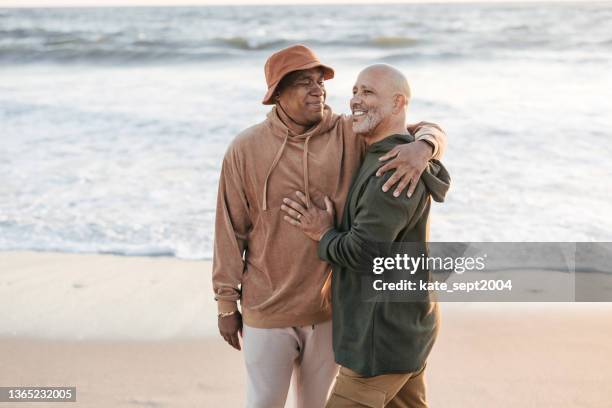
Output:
top-left (325, 364), bottom-right (428, 408)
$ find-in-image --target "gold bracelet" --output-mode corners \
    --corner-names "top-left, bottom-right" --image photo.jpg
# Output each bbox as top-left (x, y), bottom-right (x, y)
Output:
top-left (217, 310), bottom-right (238, 318)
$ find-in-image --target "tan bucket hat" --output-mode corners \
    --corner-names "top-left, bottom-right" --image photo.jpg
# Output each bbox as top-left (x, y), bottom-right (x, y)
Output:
top-left (262, 44), bottom-right (335, 105)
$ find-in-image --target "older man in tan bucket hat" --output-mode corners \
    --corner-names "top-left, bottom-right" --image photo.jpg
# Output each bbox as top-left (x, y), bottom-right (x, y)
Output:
top-left (212, 44), bottom-right (447, 407)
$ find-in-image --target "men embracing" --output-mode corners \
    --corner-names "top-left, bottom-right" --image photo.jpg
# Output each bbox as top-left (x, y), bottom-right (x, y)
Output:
top-left (213, 44), bottom-right (448, 408)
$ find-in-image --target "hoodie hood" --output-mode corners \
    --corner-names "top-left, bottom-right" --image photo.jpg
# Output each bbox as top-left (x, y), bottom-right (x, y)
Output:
top-left (370, 133), bottom-right (451, 203)
top-left (421, 160), bottom-right (451, 203)
top-left (261, 105), bottom-right (340, 210)
top-left (265, 104), bottom-right (339, 140)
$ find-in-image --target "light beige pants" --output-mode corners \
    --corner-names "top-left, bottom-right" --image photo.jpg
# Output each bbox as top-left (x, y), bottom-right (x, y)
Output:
top-left (242, 320), bottom-right (338, 408)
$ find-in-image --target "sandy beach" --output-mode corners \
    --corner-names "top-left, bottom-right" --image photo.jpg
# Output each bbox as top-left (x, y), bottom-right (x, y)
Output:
top-left (2, 3), bottom-right (611, 407)
top-left (1, 251), bottom-right (612, 407)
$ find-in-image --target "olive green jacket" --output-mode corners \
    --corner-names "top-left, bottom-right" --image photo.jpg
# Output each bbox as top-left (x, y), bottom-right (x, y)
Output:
top-left (318, 133), bottom-right (451, 376)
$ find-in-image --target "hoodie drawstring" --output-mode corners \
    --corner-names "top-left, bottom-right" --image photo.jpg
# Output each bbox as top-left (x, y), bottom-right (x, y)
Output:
top-left (262, 133), bottom-right (289, 211)
top-left (261, 132), bottom-right (313, 211)
top-left (303, 135), bottom-right (312, 208)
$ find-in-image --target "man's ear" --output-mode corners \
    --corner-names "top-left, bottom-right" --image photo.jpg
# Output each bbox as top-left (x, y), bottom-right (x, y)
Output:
top-left (392, 94), bottom-right (406, 113)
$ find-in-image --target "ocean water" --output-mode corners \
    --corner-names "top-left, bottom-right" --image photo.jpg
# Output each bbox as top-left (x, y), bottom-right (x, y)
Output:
top-left (1, 3), bottom-right (611, 260)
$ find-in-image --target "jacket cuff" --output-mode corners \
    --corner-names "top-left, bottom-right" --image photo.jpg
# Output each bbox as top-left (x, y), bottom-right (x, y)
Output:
top-left (318, 228), bottom-right (339, 263)
top-left (217, 300), bottom-right (239, 314)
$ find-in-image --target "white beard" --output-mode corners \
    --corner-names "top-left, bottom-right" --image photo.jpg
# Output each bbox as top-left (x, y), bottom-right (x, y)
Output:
top-left (352, 107), bottom-right (385, 136)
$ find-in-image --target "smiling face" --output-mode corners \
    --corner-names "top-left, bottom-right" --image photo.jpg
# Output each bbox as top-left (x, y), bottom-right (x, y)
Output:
top-left (276, 67), bottom-right (326, 127)
top-left (350, 69), bottom-right (394, 137)
top-left (350, 64), bottom-right (411, 141)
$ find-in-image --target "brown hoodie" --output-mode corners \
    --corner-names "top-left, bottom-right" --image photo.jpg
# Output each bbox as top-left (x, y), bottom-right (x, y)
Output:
top-left (212, 105), bottom-right (446, 328)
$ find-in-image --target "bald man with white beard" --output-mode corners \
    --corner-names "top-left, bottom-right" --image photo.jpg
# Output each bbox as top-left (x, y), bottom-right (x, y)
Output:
top-left (281, 64), bottom-right (451, 407)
